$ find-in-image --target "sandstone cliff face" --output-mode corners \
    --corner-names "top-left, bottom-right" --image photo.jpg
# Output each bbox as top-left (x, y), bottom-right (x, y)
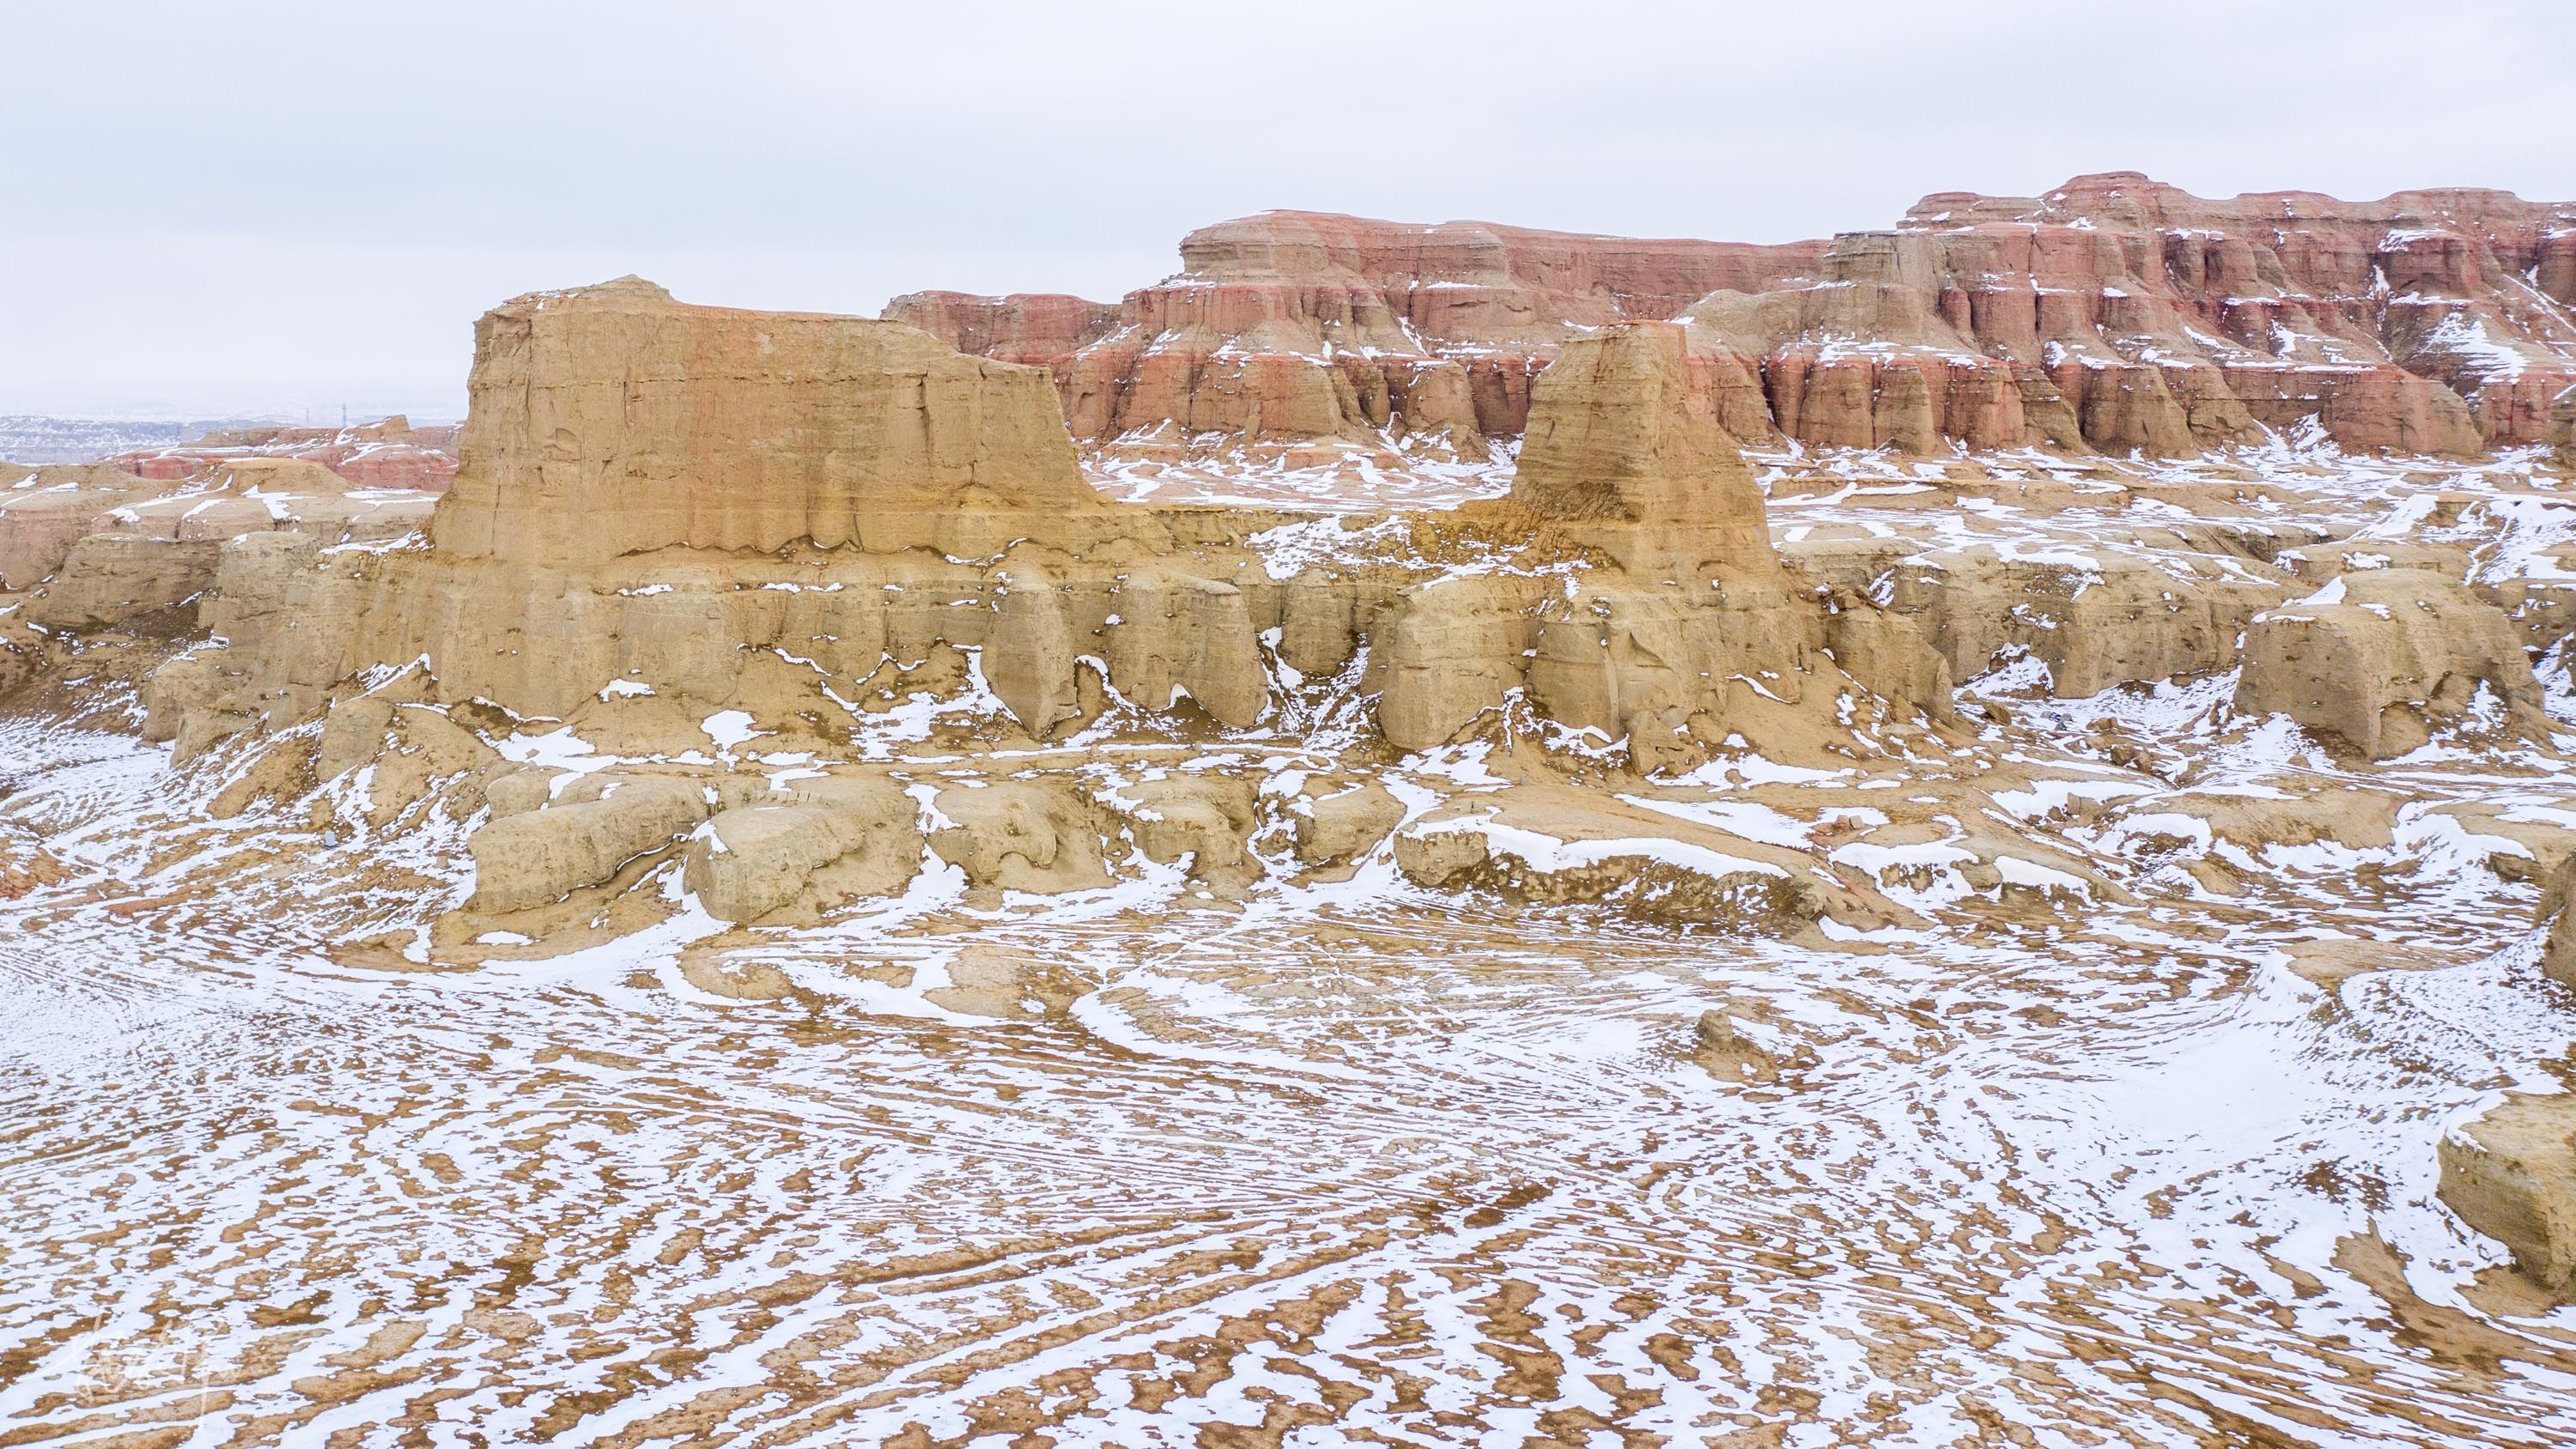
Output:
top-left (915, 176), bottom-right (2575, 463)
top-left (435, 276), bottom-right (1116, 567)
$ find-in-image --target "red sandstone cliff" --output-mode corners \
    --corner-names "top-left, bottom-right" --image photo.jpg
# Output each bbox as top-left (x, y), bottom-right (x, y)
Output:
top-left (1691, 172), bottom-right (2576, 456)
top-left (911, 176), bottom-right (2576, 460)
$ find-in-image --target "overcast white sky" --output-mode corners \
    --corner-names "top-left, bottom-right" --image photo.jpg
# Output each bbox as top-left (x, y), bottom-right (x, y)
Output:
top-left (4, 0), bottom-right (2569, 421)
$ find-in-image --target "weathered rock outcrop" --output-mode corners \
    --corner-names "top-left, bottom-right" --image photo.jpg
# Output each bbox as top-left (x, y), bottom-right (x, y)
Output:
top-left (930, 779), bottom-right (1112, 894)
top-left (119, 281), bottom-right (1962, 928)
top-left (1362, 321), bottom-right (1851, 754)
top-left (0, 457), bottom-right (437, 634)
top-left (683, 777), bottom-right (923, 923)
top-left (470, 773), bottom-right (709, 913)
top-left (1290, 779), bottom-right (1405, 865)
top-left (2234, 569), bottom-right (2547, 757)
top-left (0, 464), bottom-right (159, 588)
top-left (154, 288), bottom-right (1923, 773)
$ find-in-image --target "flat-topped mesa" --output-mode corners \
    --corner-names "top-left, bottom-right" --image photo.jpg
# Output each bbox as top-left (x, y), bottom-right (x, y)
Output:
top-left (1501, 321), bottom-right (1781, 578)
top-left (435, 276), bottom-right (1114, 567)
top-left (1175, 211), bottom-right (1816, 316)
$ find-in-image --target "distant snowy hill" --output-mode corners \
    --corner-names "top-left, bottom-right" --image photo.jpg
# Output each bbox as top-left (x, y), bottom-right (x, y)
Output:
top-left (0, 415), bottom-right (276, 464)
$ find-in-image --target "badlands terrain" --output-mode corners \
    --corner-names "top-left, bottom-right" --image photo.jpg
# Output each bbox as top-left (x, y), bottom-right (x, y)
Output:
top-left (3, 173), bottom-right (2576, 1446)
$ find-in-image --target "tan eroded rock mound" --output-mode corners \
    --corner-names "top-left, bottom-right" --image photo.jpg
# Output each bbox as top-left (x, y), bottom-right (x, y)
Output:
top-left (683, 776), bottom-right (923, 924)
top-left (2234, 568), bottom-right (2546, 758)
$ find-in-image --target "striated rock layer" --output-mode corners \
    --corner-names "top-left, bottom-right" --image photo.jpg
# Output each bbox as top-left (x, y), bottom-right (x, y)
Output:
top-left (913, 175), bottom-right (2576, 461)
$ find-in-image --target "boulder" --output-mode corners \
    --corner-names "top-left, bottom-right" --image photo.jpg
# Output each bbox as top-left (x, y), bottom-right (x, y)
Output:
top-left (1291, 781), bottom-right (1405, 865)
top-left (2439, 1089), bottom-right (2576, 1299)
top-left (683, 777), bottom-right (922, 923)
top-left (1109, 775), bottom-right (1259, 876)
top-left (928, 779), bottom-right (1110, 894)
top-left (467, 774), bottom-right (708, 912)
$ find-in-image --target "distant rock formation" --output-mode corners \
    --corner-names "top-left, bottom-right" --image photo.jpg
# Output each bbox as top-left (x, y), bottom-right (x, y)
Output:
top-left (113, 414), bottom-right (459, 492)
top-left (911, 175), bottom-right (2576, 460)
top-left (1724, 173), bottom-right (2574, 456)
top-left (896, 212), bottom-right (1821, 464)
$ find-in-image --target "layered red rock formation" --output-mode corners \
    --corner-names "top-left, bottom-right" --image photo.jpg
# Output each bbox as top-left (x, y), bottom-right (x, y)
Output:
top-left (112, 415), bottom-right (459, 492)
top-left (913, 177), bottom-right (2576, 459)
top-left (895, 213), bottom-right (1824, 459)
top-left (1698, 173), bottom-right (2576, 456)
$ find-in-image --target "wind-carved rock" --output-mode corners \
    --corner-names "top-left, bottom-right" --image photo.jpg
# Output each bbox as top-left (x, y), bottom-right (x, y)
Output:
top-left (1501, 321), bottom-right (1780, 578)
top-left (1365, 321), bottom-right (1890, 757)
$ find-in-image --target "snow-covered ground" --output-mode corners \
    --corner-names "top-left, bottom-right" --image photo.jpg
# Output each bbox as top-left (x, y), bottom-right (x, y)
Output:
top-left (3, 695), bottom-right (2576, 1445)
top-left (7, 434), bottom-right (2576, 1444)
